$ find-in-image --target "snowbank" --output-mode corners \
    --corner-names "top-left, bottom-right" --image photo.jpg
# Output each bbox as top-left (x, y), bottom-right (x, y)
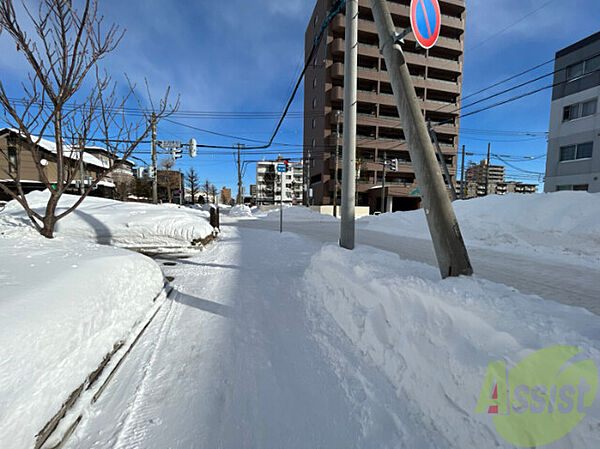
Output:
top-left (304, 244), bottom-right (600, 448)
top-left (227, 204), bottom-right (253, 217)
top-left (0, 229), bottom-right (165, 448)
top-left (358, 192), bottom-right (600, 266)
top-left (1, 191), bottom-right (214, 247)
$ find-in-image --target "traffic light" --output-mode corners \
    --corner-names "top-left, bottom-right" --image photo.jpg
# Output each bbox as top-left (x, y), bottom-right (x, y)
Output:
top-left (284, 159), bottom-right (290, 172)
top-left (391, 159), bottom-right (398, 172)
top-left (147, 166), bottom-right (156, 179)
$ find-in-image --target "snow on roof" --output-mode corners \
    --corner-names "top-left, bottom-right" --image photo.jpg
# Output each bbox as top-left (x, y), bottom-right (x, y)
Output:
top-left (0, 128), bottom-right (109, 169)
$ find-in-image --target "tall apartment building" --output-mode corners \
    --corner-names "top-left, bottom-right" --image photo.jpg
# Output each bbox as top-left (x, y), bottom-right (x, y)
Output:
top-left (256, 159), bottom-right (304, 205)
top-left (466, 159), bottom-right (506, 184)
top-left (544, 31), bottom-right (600, 193)
top-left (303, 0), bottom-right (466, 212)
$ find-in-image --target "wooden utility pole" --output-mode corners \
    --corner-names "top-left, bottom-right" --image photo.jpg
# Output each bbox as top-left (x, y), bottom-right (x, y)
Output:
top-left (333, 111), bottom-right (341, 217)
top-left (235, 143), bottom-right (244, 204)
top-left (369, 0), bottom-right (472, 278)
top-left (485, 142), bottom-right (491, 196)
top-left (460, 145), bottom-right (466, 200)
top-left (381, 151), bottom-right (387, 213)
top-left (151, 113), bottom-right (158, 204)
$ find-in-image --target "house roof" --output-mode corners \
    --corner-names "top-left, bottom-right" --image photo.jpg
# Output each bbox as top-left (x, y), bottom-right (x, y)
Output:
top-left (0, 128), bottom-right (132, 169)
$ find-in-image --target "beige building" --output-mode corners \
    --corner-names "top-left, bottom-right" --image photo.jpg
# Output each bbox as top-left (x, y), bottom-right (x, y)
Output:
top-left (303, 0), bottom-right (466, 213)
top-left (0, 128), bottom-right (133, 201)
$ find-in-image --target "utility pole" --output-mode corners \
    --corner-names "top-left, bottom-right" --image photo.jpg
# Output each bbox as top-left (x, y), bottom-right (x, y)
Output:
top-left (381, 151), bottom-right (387, 213)
top-left (485, 142), bottom-right (491, 196)
top-left (235, 143), bottom-right (244, 204)
top-left (280, 171), bottom-right (283, 233)
top-left (460, 145), bottom-right (466, 200)
top-left (306, 149), bottom-right (311, 206)
top-left (151, 113), bottom-right (158, 205)
top-left (428, 121), bottom-right (457, 201)
top-left (333, 111), bottom-right (341, 217)
top-left (340, 0), bottom-right (358, 250)
top-left (369, 0), bottom-right (472, 278)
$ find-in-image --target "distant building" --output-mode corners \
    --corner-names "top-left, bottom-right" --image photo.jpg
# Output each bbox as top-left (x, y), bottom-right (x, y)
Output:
top-left (544, 31), bottom-right (600, 193)
top-left (256, 158), bottom-right (303, 205)
top-left (220, 186), bottom-right (232, 204)
top-left (458, 159), bottom-right (537, 198)
top-left (466, 159), bottom-right (506, 184)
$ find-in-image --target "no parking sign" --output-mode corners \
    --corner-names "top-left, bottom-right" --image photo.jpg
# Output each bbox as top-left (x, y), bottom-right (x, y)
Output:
top-left (410, 0), bottom-right (442, 49)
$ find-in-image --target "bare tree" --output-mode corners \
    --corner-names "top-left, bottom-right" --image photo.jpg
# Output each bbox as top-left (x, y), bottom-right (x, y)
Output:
top-left (186, 167), bottom-right (198, 205)
top-left (202, 178), bottom-right (211, 204)
top-left (0, 0), bottom-right (178, 238)
top-left (210, 184), bottom-right (217, 204)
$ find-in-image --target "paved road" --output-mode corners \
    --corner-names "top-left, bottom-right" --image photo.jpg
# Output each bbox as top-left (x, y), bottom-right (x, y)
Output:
top-left (229, 219), bottom-right (600, 316)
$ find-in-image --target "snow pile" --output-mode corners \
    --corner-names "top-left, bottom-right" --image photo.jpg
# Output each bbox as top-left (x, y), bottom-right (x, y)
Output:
top-left (1, 191), bottom-right (214, 247)
top-left (228, 204), bottom-right (253, 217)
top-left (358, 192), bottom-right (600, 265)
top-left (0, 230), bottom-right (165, 449)
top-left (304, 244), bottom-right (600, 448)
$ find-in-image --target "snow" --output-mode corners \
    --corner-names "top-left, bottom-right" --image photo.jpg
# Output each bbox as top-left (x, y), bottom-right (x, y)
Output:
top-left (259, 205), bottom-right (339, 222)
top-left (358, 192), bottom-right (600, 267)
top-left (304, 243), bottom-right (600, 448)
top-left (226, 204), bottom-right (253, 217)
top-left (1, 191), bottom-right (214, 247)
top-left (0, 228), bottom-right (165, 449)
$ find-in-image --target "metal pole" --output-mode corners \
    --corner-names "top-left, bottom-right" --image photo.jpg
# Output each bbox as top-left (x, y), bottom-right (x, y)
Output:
top-left (79, 140), bottom-right (85, 196)
top-left (340, 0), bottom-right (358, 250)
top-left (460, 145), bottom-right (466, 200)
top-left (333, 111), bottom-right (341, 217)
top-left (369, 0), bottom-right (472, 278)
top-left (381, 151), bottom-right (386, 213)
top-left (485, 142), bottom-right (491, 196)
top-left (307, 149), bottom-right (312, 206)
top-left (151, 114), bottom-right (158, 205)
top-left (280, 172), bottom-right (283, 233)
top-left (428, 121), bottom-right (457, 201)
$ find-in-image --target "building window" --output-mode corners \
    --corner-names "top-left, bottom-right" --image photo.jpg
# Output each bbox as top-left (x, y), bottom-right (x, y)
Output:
top-left (313, 77), bottom-right (317, 88)
top-left (566, 55), bottom-right (600, 81)
top-left (312, 98), bottom-right (317, 109)
top-left (312, 118), bottom-right (316, 129)
top-left (314, 14), bottom-right (319, 27)
top-left (560, 142), bottom-right (593, 161)
top-left (563, 99), bottom-right (597, 121)
top-left (574, 184), bottom-right (589, 191)
top-left (556, 185), bottom-right (572, 191)
top-left (8, 147), bottom-right (18, 175)
top-left (311, 138), bottom-right (316, 148)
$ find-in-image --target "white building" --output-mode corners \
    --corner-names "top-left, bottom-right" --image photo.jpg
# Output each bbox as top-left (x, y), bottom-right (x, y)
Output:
top-left (255, 159), bottom-right (303, 205)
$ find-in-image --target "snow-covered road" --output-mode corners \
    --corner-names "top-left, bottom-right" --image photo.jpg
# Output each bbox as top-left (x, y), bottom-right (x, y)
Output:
top-left (230, 219), bottom-right (600, 316)
top-left (67, 226), bottom-right (444, 448)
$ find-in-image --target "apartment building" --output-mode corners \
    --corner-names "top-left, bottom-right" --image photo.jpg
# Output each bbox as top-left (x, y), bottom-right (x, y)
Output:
top-left (256, 159), bottom-right (304, 205)
top-left (544, 31), bottom-right (600, 193)
top-left (303, 0), bottom-right (466, 213)
top-left (465, 159), bottom-right (505, 184)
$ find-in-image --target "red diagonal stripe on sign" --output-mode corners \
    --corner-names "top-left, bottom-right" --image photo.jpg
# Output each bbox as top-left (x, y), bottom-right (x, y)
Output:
top-left (419, 0), bottom-right (433, 39)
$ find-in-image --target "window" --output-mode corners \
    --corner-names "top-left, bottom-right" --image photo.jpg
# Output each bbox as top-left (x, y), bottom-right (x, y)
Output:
top-left (8, 147), bottom-right (17, 175)
top-left (566, 62), bottom-right (584, 81)
top-left (582, 99), bottom-right (597, 116)
top-left (573, 184), bottom-right (589, 191)
top-left (563, 99), bottom-right (597, 121)
top-left (556, 185), bottom-right (572, 191)
top-left (313, 77), bottom-right (317, 88)
top-left (312, 98), bottom-right (317, 109)
top-left (311, 118), bottom-right (316, 129)
top-left (566, 56), bottom-right (600, 81)
top-left (314, 14), bottom-right (319, 27)
top-left (311, 138), bottom-right (316, 148)
top-left (559, 142), bottom-right (593, 161)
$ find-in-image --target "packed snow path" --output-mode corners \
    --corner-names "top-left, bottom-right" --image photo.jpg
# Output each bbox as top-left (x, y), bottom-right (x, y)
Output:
top-left (231, 219), bottom-right (600, 316)
top-left (67, 226), bottom-right (447, 448)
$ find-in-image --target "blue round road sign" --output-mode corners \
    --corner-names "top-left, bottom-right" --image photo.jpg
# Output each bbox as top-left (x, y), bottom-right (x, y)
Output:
top-left (410, 0), bottom-right (441, 49)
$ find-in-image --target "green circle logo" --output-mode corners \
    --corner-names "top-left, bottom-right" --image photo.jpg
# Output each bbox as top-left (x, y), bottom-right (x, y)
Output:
top-left (476, 345), bottom-right (598, 447)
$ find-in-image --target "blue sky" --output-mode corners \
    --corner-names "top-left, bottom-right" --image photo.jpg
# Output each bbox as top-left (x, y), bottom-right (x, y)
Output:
top-left (1, 0), bottom-right (600, 191)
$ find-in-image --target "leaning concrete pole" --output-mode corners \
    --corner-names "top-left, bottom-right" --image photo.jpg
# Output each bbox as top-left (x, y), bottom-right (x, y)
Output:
top-left (369, 0), bottom-right (472, 278)
top-left (340, 0), bottom-right (358, 250)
